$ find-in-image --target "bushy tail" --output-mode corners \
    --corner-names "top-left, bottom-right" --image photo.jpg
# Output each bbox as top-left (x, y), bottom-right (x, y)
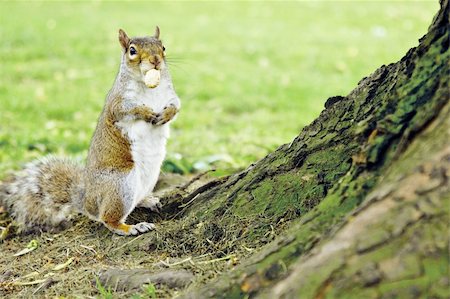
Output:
top-left (0, 156), bottom-right (84, 233)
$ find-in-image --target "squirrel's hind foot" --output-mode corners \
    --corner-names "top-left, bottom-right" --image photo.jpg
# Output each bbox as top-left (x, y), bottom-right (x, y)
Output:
top-left (105, 221), bottom-right (155, 236)
top-left (137, 196), bottom-right (162, 213)
top-left (128, 222), bottom-right (155, 235)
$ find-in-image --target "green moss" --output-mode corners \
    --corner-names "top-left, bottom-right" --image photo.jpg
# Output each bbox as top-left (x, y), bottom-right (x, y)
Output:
top-left (234, 184), bottom-right (272, 217)
top-left (377, 277), bottom-right (432, 298)
top-left (327, 286), bottom-right (380, 299)
top-left (422, 255), bottom-right (449, 283)
top-left (262, 173), bottom-right (314, 217)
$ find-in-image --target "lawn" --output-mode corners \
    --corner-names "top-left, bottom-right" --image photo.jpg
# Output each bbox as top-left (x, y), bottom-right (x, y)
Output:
top-left (0, 1), bottom-right (438, 177)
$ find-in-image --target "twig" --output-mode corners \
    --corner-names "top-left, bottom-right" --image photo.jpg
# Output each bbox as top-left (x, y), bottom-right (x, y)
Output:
top-left (158, 257), bottom-right (192, 267)
top-left (32, 278), bottom-right (56, 294)
top-left (196, 255), bottom-right (235, 265)
top-left (16, 271), bottom-right (39, 281)
top-left (53, 257), bottom-right (74, 271)
top-left (189, 259), bottom-right (197, 266)
top-left (12, 279), bottom-right (47, 286)
top-left (177, 194), bottom-right (200, 208)
top-left (170, 177), bottom-right (228, 219)
top-left (111, 234), bottom-right (145, 253)
top-left (80, 244), bottom-right (97, 255)
top-left (179, 177), bottom-right (226, 205)
top-left (178, 169), bottom-right (216, 191)
top-left (242, 245), bottom-right (254, 252)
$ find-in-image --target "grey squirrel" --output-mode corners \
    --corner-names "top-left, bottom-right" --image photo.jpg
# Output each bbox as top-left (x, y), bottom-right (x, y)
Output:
top-left (0, 27), bottom-right (181, 236)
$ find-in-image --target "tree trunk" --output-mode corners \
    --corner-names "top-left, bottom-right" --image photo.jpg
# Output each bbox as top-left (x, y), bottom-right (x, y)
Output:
top-left (140, 1), bottom-right (449, 297)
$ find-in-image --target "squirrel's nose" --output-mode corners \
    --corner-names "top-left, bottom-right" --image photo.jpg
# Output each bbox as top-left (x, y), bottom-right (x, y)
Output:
top-left (154, 59), bottom-right (161, 70)
top-left (151, 56), bottom-right (162, 70)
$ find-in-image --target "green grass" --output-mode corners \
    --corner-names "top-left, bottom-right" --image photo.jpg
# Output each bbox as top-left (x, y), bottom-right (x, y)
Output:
top-left (96, 277), bottom-right (114, 299)
top-left (0, 1), bottom-right (438, 176)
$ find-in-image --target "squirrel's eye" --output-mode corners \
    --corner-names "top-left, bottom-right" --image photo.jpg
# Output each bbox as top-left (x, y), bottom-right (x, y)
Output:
top-left (129, 47), bottom-right (137, 56)
top-left (162, 46), bottom-right (166, 52)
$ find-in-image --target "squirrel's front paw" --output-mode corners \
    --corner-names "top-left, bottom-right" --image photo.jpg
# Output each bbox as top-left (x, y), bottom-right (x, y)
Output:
top-left (129, 106), bottom-right (158, 123)
top-left (152, 105), bottom-right (178, 126)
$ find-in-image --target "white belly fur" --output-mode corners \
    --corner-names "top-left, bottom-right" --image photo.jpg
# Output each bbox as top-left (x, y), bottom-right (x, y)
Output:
top-left (124, 121), bottom-right (169, 206)
top-left (117, 67), bottom-right (180, 210)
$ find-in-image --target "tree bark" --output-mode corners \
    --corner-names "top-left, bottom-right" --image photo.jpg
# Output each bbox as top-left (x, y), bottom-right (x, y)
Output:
top-left (145, 1), bottom-right (449, 297)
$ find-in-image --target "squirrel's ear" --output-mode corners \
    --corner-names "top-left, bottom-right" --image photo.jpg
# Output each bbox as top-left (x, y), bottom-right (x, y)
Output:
top-left (153, 26), bottom-right (160, 40)
top-left (118, 29), bottom-right (130, 50)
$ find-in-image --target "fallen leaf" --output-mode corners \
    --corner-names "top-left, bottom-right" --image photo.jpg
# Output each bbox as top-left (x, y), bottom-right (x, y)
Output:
top-left (52, 257), bottom-right (74, 271)
top-left (14, 239), bottom-right (39, 257)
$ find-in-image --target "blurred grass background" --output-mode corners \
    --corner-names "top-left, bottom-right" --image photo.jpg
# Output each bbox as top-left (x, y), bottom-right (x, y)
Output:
top-left (0, 1), bottom-right (438, 176)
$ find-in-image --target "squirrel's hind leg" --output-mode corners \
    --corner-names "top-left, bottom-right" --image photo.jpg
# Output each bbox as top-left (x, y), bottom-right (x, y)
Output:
top-left (100, 196), bottom-right (156, 236)
top-left (90, 182), bottom-right (156, 236)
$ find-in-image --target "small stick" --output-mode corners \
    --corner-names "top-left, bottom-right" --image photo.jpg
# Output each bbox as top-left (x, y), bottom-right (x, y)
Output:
top-left (80, 244), bottom-right (97, 255)
top-left (178, 169), bottom-right (216, 191)
top-left (16, 271), bottom-right (39, 280)
top-left (159, 257), bottom-right (192, 267)
top-left (242, 245), bottom-right (254, 252)
top-left (13, 279), bottom-right (47, 286)
top-left (177, 194), bottom-right (200, 208)
top-left (196, 255), bottom-right (235, 265)
top-left (111, 234), bottom-right (144, 253)
top-left (170, 177), bottom-right (228, 219)
top-left (32, 278), bottom-right (56, 294)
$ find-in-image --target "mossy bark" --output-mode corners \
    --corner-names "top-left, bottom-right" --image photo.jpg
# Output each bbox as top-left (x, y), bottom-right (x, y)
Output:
top-left (146, 1), bottom-right (449, 297)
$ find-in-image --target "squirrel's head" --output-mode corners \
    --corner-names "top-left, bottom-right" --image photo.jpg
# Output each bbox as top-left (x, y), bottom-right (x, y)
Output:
top-left (118, 27), bottom-right (166, 83)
